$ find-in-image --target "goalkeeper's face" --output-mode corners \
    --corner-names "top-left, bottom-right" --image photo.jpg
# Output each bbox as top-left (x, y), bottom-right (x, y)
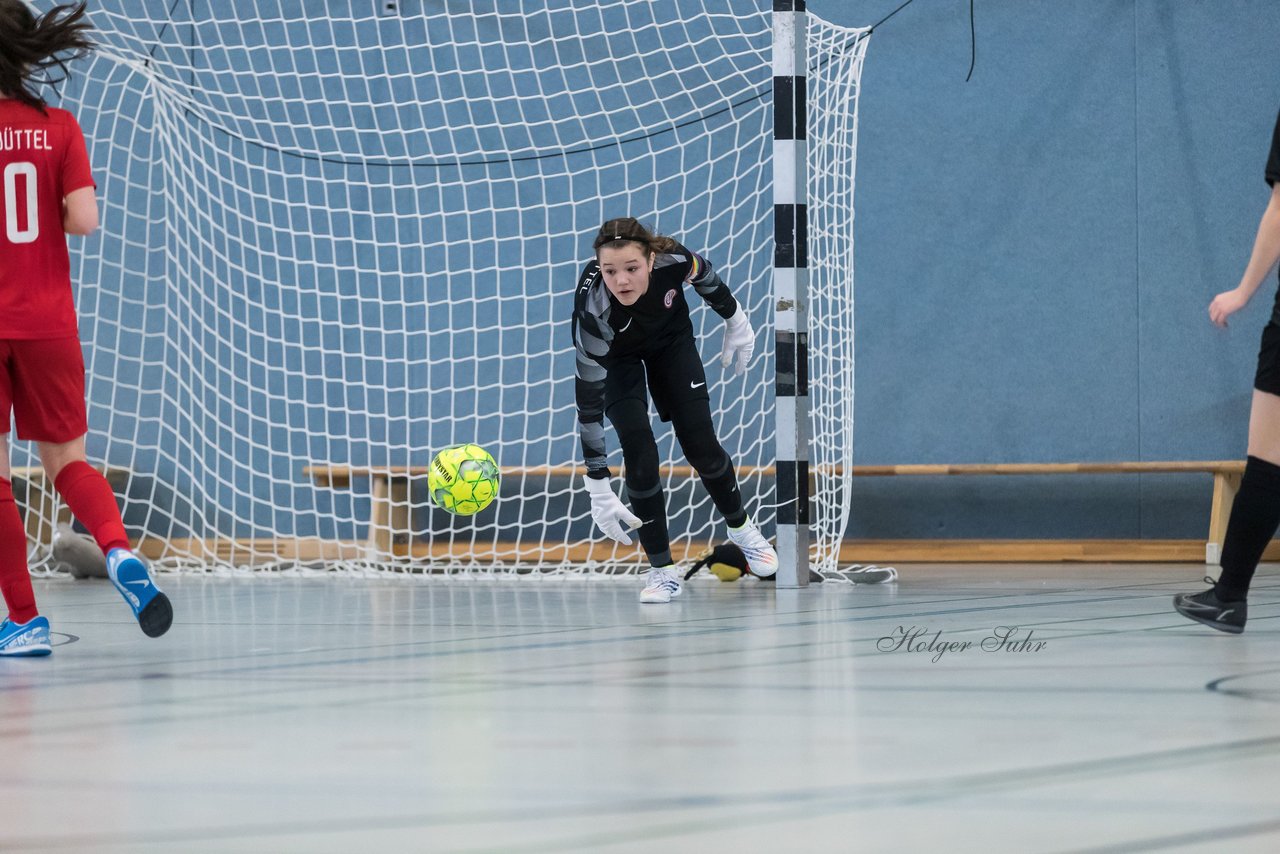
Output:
top-left (597, 243), bottom-right (654, 306)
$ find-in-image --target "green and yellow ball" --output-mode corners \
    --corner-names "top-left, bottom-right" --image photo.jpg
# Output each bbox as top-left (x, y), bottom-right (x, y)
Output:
top-left (427, 443), bottom-right (501, 516)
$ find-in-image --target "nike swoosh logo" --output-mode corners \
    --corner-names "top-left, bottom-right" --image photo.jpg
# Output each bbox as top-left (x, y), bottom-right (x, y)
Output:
top-left (690, 381), bottom-right (705, 389)
top-left (125, 580), bottom-right (152, 587)
top-left (1184, 601), bottom-right (1232, 619)
top-left (620, 318), bottom-right (633, 331)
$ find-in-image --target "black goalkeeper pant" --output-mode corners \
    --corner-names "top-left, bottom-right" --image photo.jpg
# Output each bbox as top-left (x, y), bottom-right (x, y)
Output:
top-left (603, 336), bottom-right (747, 567)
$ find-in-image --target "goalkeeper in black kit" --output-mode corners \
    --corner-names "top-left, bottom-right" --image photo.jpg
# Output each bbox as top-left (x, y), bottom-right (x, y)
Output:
top-left (571, 217), bottom-right (778, 603)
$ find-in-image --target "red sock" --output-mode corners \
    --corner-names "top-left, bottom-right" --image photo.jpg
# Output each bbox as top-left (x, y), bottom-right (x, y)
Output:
top-left (0, 478), bottom-right (38, 624)
top-left (53, 461), bottom-right (130, 555)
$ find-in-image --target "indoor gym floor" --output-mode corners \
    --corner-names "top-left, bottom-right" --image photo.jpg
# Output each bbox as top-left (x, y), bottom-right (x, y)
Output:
top-left (1, 564), bottom-right (1278, 853)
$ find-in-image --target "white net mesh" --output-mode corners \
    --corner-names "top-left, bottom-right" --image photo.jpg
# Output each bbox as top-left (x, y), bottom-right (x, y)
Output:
top-left (20, 1), bottom-right (868, 577)
top-left (807, 18), bottom-right (871, 577)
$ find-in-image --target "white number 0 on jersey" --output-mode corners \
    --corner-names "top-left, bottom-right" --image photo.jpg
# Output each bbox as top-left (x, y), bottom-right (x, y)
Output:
top-left (3, 161), bottom-right (39, 244)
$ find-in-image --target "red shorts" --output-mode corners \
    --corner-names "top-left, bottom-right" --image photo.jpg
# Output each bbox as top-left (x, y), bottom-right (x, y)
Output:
top-left (0, 336), bottom-right (88, 443)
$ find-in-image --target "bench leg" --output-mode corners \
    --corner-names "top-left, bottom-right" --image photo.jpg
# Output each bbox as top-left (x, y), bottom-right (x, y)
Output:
top-left (14, 474), bottom-right (65, 546)
top-left (1207, 472), bottom-right (1241, 572)
top-left (389, 477), bottom-right (411, 556)
top-left (368, 475), bottom-right (391, 559)
top-left (25, 479), bottom-right (57, 545)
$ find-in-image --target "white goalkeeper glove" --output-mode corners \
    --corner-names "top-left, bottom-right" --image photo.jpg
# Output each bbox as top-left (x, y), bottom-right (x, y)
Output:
top-left (583, 475), bottom-right (643, 545)
top-left (720, 305), bottom-right (755, 375)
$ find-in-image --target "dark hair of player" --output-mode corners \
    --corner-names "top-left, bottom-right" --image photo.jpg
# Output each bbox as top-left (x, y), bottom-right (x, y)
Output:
top-left (0, 1), bottom-right (94, 113)
top-left (593, 217), bottom-right (680, 257)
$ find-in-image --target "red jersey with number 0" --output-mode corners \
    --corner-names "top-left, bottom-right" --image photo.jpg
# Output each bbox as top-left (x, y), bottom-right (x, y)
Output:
top-left (0, 100), bottom-right (95, 338)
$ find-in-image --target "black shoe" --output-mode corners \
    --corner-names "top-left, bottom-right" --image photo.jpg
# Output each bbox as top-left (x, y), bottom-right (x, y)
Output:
top-left (1173, 581), bottom-right (1246, 634)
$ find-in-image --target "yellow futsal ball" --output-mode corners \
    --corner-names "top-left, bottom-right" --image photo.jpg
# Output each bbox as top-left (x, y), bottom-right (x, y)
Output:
top-left (428, 443), bottom-right (501, 516)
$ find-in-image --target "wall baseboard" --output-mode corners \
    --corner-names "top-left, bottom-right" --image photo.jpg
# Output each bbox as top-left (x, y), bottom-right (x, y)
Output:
top-left (125, 537), bottom-right (1261, 566)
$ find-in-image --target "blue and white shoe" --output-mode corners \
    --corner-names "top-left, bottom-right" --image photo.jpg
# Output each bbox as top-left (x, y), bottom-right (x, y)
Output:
top-left (107, 548), bottom-right (173, 638)
top-left (640, 565), bottom-right (682, 604)
top-left (0, 615), bottom-right (52, 656)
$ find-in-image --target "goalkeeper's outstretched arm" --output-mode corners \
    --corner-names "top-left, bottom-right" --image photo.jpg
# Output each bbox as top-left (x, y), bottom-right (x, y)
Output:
top-left (573, 339), bottom-right (610, 480)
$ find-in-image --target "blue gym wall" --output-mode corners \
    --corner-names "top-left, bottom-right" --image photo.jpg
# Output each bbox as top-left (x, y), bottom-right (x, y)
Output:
top-left (38, 1), bottom-right (1280, 542)
top-left (812, 0), bottom-right (1280, 539)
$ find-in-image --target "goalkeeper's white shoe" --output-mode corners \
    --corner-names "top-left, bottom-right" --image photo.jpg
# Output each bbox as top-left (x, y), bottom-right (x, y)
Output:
top-left (640, 565), bottom-right (682, 604)
top-left (727, 517), bottom-right (778, 578)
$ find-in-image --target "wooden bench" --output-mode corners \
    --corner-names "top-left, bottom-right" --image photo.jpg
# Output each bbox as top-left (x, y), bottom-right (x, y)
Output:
top-left (307, 464), bottom-right (634, 558)
top-left (848, 461), bottom-right (1244, 564)
top-left (11, 464), bottom-right (132, 545)
top-left (306, 460), bottom-right (1245, 563)
top-left (305, 465), bottom-right (425, 557)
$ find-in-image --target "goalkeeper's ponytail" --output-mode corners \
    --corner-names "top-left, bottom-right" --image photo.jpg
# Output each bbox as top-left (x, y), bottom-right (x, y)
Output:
top-left (0, 1), bottom-right (95, 113)
top-left (593, 217), bottom-right (680, 257)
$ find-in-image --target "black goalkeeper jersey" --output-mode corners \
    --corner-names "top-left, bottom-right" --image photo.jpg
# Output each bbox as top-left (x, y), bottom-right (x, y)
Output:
top-left (571, 243), bottom-right (738, 477)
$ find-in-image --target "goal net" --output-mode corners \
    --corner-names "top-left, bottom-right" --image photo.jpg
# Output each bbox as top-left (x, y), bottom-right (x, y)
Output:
top-left (24, 1), bottom-right (869, 578)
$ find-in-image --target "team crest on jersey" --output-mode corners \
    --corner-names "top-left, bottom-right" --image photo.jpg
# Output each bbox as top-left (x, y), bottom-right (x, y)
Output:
top-left (664, 289), bottom-right (677, 308)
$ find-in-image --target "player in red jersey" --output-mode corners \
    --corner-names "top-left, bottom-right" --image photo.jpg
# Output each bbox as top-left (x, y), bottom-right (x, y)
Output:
top-left (0, 1), bottom-right (171, 654)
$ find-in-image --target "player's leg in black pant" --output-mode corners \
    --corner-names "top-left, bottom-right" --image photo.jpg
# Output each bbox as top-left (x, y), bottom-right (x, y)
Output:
top-left (1176, 385), bottom-right (1280, 633)
top-left (1174, 454), bottom-right (1280, 634)
top-left (668, 398), bottom-right (747, 528)
top-left (646, 337), bottom-right (776, 576)
top-left (606, 396), bottom-right (673, 568)
top-left (604, 358), bottom-right (682, 602)
top-left (1217, 454), bottom-right (1280, 602)
top-left (646, 336), bottom-right (747, 527)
